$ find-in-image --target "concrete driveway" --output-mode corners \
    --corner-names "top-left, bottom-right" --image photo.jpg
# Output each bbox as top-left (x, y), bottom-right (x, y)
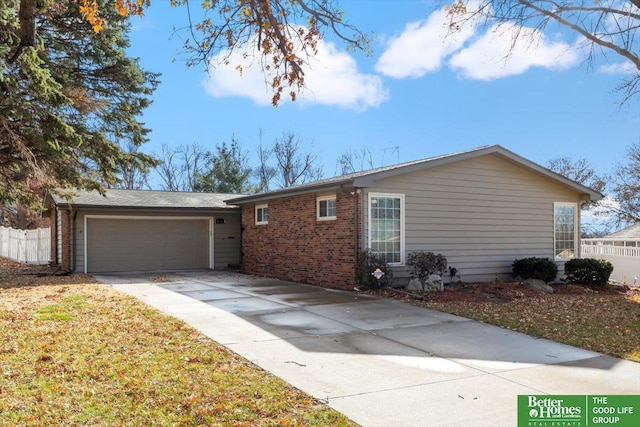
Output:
top-left (96, 271), bottom-right (640, 427)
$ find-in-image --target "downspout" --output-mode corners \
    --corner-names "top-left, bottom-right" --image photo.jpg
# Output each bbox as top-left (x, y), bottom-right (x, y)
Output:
top-left (70, 208), bottom-right (77, 273)
top-left (361, 189), bottom-right (366, 251)
top-left (353, 188), bottom-right (359, 287)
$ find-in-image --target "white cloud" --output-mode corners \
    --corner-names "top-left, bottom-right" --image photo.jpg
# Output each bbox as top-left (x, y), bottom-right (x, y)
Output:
top-left (201, 33), bottom-right (388, 111)
top-left (298, 42), bottom-right (389, 110)
top-left (582, 196), bottom-right (624, 235)
top-left (449, 25), bottom-right (581, 80)
top-left (375, 7), bottom-right (479, 78)
top-left (376, 3), bottom-right (582, 82)
top-left (599, 61), bottom-right (638, 75)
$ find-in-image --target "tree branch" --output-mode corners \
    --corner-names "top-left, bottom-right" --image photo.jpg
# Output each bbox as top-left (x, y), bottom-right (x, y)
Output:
top-left (519, 0), bottom-right (640, 71)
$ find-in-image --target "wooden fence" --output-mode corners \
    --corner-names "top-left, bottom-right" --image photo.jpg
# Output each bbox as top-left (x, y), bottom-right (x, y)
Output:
top-left (0, 226), bottom-right (51, 265)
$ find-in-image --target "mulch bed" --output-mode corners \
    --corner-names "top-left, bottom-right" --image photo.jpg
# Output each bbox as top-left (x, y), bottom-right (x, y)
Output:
top-left (374, 280), bottom-right (640, 304)
top-left (0, 258), bottom-right (96, 289)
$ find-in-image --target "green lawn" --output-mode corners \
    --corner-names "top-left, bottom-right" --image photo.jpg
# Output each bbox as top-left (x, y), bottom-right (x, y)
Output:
top-left (0, 266), bottom-right (356, 426)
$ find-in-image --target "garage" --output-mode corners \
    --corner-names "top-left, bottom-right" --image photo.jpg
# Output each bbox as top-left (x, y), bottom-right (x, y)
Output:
top-left (47, 189), bottom-right (242, 274)
top-left (86, 217), bottom-right (211, 273)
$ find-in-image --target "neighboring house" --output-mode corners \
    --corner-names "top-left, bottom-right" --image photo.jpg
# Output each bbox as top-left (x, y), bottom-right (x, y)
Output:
top-left (47, 145), bottom-right (602, 288)
top-left (226, 145), bottom-right (602, 289)
top-left (582, 223), bottom-right (640, 284)
top-left (597, 223), bottom-right (640, 242)
top-left (46, 190), bottom-right (242, 273)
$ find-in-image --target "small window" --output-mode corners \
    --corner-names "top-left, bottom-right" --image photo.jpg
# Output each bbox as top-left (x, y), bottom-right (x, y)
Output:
top-left (317, 195), bottom-right (337, 220)
top-left (255, 204), bottom-right (268, 225)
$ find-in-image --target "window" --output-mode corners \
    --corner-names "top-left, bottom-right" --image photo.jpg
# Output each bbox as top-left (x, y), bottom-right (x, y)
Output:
top-left (317, 195), bottom-right (337, 220)
top-left (554, 202), bottom-right (577, 259)
top-left (255, 204), bottom-right (268, 225)
top-left (369, 193), bottom-right (404, 264)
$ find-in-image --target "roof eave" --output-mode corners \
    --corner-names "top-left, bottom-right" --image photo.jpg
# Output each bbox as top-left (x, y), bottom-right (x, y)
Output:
top-left (491, 147), bottom-right (604, 202)
top-left (225, 180), bottom-right (354, 204)
top-left (55, 204), bottom-right (239, 211)
top-left (353, 144), bottom-right (603, 202)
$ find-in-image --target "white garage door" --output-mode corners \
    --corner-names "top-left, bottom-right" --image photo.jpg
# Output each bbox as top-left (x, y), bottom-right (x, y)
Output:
top-left (86, 217), bottom-right (211, 273)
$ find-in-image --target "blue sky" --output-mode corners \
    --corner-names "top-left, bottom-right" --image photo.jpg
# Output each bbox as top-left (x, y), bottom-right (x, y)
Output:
top-left (126, 1), bottom-right (639, 188)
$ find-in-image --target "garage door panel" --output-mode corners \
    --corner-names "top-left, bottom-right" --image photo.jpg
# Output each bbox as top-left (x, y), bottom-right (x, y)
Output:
top-left (87, 218), bottom-right (210, 273)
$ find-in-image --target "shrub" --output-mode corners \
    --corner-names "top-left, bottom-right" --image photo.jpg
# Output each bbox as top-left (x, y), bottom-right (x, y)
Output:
top-left (356, 249), bottom-right (393, 289)
top-left (564, 258), bottom-right (614, 286)
top-left (512, 257), bottom-right (558, 283)
top-left (406, 251), bottom-right (447, 289)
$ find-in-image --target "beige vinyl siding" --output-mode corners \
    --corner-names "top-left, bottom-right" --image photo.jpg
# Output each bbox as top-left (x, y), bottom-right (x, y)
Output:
top-left (212, 213), bottom-right (242, 268)
top-left (363, 153), bottom-right (584, 282)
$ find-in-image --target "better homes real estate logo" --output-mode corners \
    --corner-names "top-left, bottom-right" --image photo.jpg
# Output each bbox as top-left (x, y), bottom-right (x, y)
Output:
top-left (518, 395), bottom-right (640, 427)
top-left (521, 395), bottom-right (584, 425)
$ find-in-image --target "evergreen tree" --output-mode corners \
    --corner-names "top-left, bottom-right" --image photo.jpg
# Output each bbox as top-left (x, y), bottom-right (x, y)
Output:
top-left (194, 139), bottom-right (252, 194)
top-left (1, 0), bottom-right (159, 208)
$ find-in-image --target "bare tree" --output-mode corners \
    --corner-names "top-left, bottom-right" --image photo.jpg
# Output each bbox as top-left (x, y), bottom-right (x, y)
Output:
top-left (154, 143), bottom-right (211, 192)
top-left (272, 132), bottom-right (324, 188)
top-left (611, 141), bottom-right (640, 225)
top-left (335, 147), bottom-right (375, 175)
top-left (446, 1), bottom-right (640, 103)
top-left (114, 141), bottom-right (158, 190)
top-left (0, 204), bottom-right (47, 230)
top-left (253, 132), bottom-right (323, 189)
top-left (547, 156), bottom-right (611, 235)
top-left (550, 143), bottom-right (640, 233)
top-left (254, 141), bottom-right (276, 192)
top-left (547, 156), bottom-right (607, 193)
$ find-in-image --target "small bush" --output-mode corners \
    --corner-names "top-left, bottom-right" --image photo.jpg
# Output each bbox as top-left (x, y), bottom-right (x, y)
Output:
top-left (406, 251), bottom-right (447, 283)
top-left (406, 251), bottom-right (447, 291)
top-left (356, 249), bottom-right (393, 289)
top-left (512, 257), bottom-right (558, 283)
top-left (564, 258), bottom-right (614, 286)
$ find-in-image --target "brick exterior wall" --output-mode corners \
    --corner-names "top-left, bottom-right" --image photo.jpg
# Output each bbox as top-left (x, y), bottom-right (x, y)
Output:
top-left (241, 188), bottom-right (361, 290)
top-left (53, 208), bottom-right (72, 272)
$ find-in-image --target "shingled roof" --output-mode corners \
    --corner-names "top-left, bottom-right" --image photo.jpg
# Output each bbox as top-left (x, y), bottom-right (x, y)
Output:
top-left (49, 189), bottom-right (240, 210)
top-left (605, 223), bottom-right (640, 239)
top-left (226, 145), bottom-right (603, 204)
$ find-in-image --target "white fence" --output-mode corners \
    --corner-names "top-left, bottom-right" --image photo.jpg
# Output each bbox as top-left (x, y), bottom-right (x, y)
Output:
top-left (0, 226), bottom-right (51, 265)
top-left (581, 239), bottom-right (640, 285)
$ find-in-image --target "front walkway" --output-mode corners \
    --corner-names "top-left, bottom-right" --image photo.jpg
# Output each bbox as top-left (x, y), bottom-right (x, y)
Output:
top-left (96, 272), bottom-right (640, 427)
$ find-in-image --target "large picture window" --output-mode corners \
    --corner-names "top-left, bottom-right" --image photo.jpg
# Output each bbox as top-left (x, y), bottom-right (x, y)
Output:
top-left (369, 193), bottom-right (404, 264)
top-left (554, 202), bottom-right (577, 259)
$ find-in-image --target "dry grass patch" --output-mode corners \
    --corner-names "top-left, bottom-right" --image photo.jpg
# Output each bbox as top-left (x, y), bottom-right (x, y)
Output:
top-left (380, 282), bottom-right (640, 363)
top-left (0, 259), bottom-right (355, 426)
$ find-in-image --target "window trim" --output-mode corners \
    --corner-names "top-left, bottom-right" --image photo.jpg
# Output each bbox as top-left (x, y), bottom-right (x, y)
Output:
top-left (368, 192), bottom-right (405, 266)
top-left (553, 202), bottom-right (578, 260)
top-left (317, 194), bottom-right (337, 221)
top-left (255, 204), bottom-right (269, 225)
